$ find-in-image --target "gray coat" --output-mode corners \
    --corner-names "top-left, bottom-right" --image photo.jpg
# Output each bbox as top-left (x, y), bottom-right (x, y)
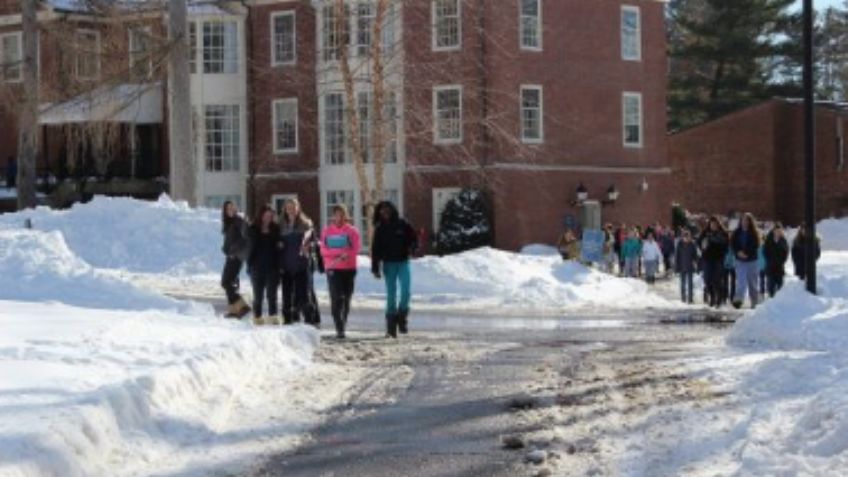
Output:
top-left (222, 216), bottom-right (250, 261)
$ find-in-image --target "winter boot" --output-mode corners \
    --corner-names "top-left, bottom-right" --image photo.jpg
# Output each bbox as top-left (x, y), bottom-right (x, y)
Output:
top-left (732, 300), bottom-right (743, 310)
top-left (385, 314), bottom-right (398, 339)
top-left (233, 298), bottom-right (251, 318)
top-left (397, 309), bottom-right (409, 335)
top-left (253, 315), bottom-right (265, 326)
top-left (267, 315), bottom-right (281, 326)
top-left (333, 312), bottom-right (346, 339)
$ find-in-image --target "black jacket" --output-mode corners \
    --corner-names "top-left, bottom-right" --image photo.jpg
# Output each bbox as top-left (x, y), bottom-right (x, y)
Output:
top-left (371, 218), bottom-right (417, 274)
top-left (731, 228), bottom-right (760, 263)
top-left (762, 234), bottom-right (789, 277)
top-left (247, 223), bottom-right (280, 273)
top-left (698, 229), bottom-right (728, 263)
top-left (675, 240), bottom-right (700, 274)
top-left (222, 216), bottom-right (250, 261)
top-left (791, 235), bottom-right (821, 279)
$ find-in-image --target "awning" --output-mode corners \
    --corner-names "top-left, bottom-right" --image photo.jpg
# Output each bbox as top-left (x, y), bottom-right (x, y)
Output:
top-left (39, 83), bottom-right (163, 125)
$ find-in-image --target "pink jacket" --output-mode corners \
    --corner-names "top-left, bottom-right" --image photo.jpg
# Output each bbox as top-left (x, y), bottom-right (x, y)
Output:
top-left (320, 223), bottom-right (361, 271)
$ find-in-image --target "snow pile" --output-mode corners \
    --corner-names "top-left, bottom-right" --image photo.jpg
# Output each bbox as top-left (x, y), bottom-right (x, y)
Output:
top-left (0, 301), bottom-right (320, 477)
top-left (711, 252), bottom-right (848, 475)
top-left (354, 247), bottom-right (674, 312)
top-left (0, 195), bottom-right (221, 274)
top-left (0, 228), bottom-right (199, 312)
top-left (817, 217), bottom-right (848, 251)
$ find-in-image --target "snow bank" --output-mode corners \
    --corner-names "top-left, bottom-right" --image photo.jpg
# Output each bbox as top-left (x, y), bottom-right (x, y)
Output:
top-left (0, 301), bottom-right (319, 477)
top-left (353, 247), bottom-right (674, 312)
top-left (1, 196), bottom-right (675, 313)
top-left (0, 195), bottom-right (221, 274)
top-left (711, 252), bottom-right (848, 475)
top-left (0, 229), bottom-right (200, 312)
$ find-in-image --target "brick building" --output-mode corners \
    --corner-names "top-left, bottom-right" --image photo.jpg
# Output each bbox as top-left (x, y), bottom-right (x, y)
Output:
top-left (669, 99), bottom-right (848, 226)
top-left (1, 0), bottom-right (672, 250)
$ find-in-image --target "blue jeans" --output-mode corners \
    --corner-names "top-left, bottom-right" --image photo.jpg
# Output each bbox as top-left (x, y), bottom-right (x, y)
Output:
top-left (679, 271), bottom-right (694, 303)
top-left (383, 260), bottom-right (411, 315)
top-left (735, 260), bottom-right (760, 306)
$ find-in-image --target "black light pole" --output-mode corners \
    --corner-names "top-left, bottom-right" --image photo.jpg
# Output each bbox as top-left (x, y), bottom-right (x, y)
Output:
top-left (803, 0), bottom-right (817, 294)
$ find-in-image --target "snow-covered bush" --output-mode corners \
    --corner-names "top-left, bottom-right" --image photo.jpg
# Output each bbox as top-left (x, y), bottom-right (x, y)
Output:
top-left (435, 189), bottom-right (493, 255)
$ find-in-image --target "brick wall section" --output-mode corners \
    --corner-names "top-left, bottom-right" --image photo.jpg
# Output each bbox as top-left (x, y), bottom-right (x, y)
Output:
top-left (670, 99), bottom-right (848, 226)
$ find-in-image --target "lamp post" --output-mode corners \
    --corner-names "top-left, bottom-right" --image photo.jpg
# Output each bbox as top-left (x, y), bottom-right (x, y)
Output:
top-left (803, 0), bottom-right (817, 294)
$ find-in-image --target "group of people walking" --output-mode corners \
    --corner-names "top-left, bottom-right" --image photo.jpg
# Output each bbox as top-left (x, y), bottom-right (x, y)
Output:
top-left (587, 213), bottom-right (821, 308)
top-left (219, 199), bottom-right (417, 340)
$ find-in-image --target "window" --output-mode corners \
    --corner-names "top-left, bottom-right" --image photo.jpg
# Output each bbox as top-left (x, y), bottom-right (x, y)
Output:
top-left (623, 92), bottom-right (642, 148)
top-left (76, 29), bottom-right (100, 80)
top-left (324, 93), bottom-right (347, 164)
top-left (356, 2), bottom-right (374, 56)
top-left (432, 0), bottom-right (460, 51)
top-left (322, 4), bottom-right (350, 62)
top-left (432, 187), bottom-right (461, 232)
top-left (520, 0), bottom-right (541, 50)
top-left (205, 195), bottom-right (241, 209)
top-left (273, 98), bottom-right (298, 154)
top-left (205, 105), bottom-right (241, 172)
top-left (0, 32), bottom-right (22, 82)
top-left (433, 86), bottom-right (462, 144)
top-left (129, 27), bottom-right (152, 79)
top-left (189, 22), bottom-right (197, 74)
top-left (621, 6), bottom-right (641, 61)
top-left (325, 190), bottom-right (355, 227)
top-left (203, 21), bottom-right (238, 74)
top-left (520, 86), bottom-right (543, 143)
top-left (382, 3), bottom-right (396, 55)
top-left (271, 11), bottom-right (296, 65)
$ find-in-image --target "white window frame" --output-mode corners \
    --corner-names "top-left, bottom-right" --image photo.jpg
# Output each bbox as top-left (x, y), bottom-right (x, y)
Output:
top-left (431, 0), bottom-right (461, 52)
top-left (271, 10), bottom-right (296, 66)
top-left (202, 20), bottom-right (239, 74)
top-left (272, 98), bottom-right (299, 154)
top-left (622, 92), bottom-right (643, 148)
top-left (271, 193), bottom-right (299, 215)
top-left (128, 27), bottom-right (153, 80)
top-left (75, 29), bottom-right (100, 81)
top-left (520, 85), bottom-right (543, 144)
top-left (621, 5), bottom-right (641, 62)
top-left (324, 189), bottom-right (356, 228)
top-left (0, 31), bottom-right (23, 83)
top-left (432, 187), bottom-right (461, 232)
top-left (323, 92), bottom-right (347, 164)
top-left (433, 85), bottom-right (463, 145)
top-left (321, 4), bottom-right (350, 62)
top-left (519, 0), bottom-right (542, 51)
top-left (204, 104), bottom-right (241, 172)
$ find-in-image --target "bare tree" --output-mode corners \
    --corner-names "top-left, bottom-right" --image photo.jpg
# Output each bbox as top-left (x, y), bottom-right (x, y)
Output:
top-left (167, 0), bottom-right (195, 205)
top-left (16, 0), bottom-right (39, 210)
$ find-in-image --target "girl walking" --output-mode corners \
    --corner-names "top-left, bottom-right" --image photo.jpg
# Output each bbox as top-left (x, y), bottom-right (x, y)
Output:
top-left (220, 201), bottom-right (251, 318)
top-left (247, 205), bottom-right (280, 324)
top-left (371, 201), bottom-right (418, 338)
top-left (279, 199), bottom-right (315, 325)
top-left (675, 229), bottom-right (699, 304)
top-left (320, 204), bottom-right (361, 339)
top-left (621, 229), bottom-right (642, 278)
top-left (641, 231), bottom-right (663, 284)
top-left (763, 223), bottom-right (789, 297)
top-left (697, 216), bottom-right (729, 308)
top-left (730, 213), bottom-right (762, 309)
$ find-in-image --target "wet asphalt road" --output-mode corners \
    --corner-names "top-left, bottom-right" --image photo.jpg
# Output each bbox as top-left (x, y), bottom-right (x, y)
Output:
top-left (240, 308), bottom-right (732, 477)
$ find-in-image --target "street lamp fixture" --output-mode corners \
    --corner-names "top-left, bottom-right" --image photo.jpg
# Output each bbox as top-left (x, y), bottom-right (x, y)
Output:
top-left (602, 184), bottom-right (619, 206)
top-left (571, 182), bottom-right (589, 207)
top-left (639, 177), bottom-right (649, 193)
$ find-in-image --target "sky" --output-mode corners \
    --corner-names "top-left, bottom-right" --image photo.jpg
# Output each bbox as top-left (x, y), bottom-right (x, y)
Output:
top-left (797, 0), bottom-right (843, 10)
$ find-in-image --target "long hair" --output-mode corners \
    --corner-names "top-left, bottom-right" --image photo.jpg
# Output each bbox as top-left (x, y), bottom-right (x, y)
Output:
top-left (738, 212), bottom-right (762, 246)
top-left (330, 204), bottom-right (350, 224)
top-left (707, 215), bottom-right (727, 234)
top-left (281, 198), bottom-right (313, 229)
top-left (253, 204), bottom-right (275, 230)
top-left (372, 200), bottom-right (399, 226)
top-left (221, 200), bottom-right (235, 233)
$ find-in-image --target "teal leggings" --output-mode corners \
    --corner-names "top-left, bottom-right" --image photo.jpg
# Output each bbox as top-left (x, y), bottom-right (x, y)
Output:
top-left (383, 260), bottom-right (411, 315)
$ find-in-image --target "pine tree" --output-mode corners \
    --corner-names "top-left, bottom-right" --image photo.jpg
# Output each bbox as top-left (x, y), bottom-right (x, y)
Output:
top-left (668, 0), bottom-right (798, 131)
top-left (818, 5), bottom-right (848, 100)
top-left (435, 189), bottom-right (493, 256)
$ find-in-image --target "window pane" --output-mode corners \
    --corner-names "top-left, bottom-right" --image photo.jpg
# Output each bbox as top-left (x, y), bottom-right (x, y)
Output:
top-left (273, 13), bottom-right (295, 64)
top-left (357, 3), bottom-right (373, 56)
top-left (274, 100), bottom-right (297, 152)
top-left (205, 105), bottom-right (240, 171)
top-left (324, 93), bottom-right (346, 164)
top-left (434, 0), bottom-right (460, 49)
top-left (622, 8), bottom-right (640, 60)
top-left (1, 34), bottom-right (21, 82)
top-left (436, 88), bottom-right (461, 142)
top-left (520, 0), bottom-right (540, 49)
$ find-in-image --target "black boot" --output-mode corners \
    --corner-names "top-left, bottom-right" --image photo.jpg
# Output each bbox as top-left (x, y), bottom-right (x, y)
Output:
top-left (385, 314), bottom-right (398, 339)
top-left (397, 309), bottom-right (409, 335)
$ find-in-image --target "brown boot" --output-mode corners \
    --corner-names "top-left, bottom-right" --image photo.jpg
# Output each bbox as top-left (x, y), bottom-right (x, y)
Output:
top-left (233, 298), bottom-right (251, 318)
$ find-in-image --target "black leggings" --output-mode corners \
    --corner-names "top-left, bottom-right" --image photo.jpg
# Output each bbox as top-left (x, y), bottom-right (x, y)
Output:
top-left (281, 270), bottom-right (309, 324)
top-left (221, 257), bottom-right (243, 305)
top-left (327, 270), bottom-right (356, 335)
top-left (250, 267), bottom-right (278, 317)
